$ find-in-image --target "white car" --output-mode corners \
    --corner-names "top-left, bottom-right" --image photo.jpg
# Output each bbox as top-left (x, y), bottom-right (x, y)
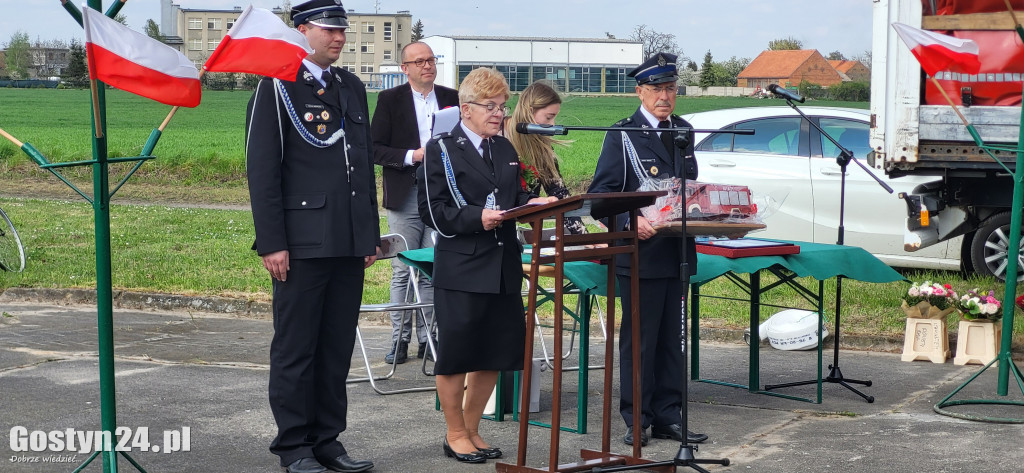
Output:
top-left (682, 106), bottom-right (961, 271)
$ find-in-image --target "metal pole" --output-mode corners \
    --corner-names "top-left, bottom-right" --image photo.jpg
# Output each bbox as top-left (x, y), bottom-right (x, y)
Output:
top-left (996, 98), bottom-right (1024, 396)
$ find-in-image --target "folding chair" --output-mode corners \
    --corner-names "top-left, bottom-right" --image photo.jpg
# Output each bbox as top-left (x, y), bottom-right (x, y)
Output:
top-left (347, 233), bottom-right (437, 395)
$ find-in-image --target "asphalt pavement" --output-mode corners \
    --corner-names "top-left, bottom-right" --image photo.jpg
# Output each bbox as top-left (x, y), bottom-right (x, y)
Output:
top-left (1, 297), bottom-right (1023, 473)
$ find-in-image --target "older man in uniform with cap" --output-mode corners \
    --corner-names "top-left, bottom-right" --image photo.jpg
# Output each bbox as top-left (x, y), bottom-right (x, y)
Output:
top-left (245, 1), bottom-right (378, 472)
top-left (588, 52), bottom-right (709, 447)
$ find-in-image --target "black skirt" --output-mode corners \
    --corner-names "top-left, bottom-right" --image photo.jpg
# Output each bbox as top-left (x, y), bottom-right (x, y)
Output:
top-left (432, 287), bottom-right (526, 375)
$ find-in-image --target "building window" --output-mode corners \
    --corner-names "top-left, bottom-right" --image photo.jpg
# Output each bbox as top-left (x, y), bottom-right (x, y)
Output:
top-left (361, 43), bottom-right (373, 53)
top-left (188, 39), bottom-right (202, 51)
top-left (341, 63), bottom-right (356, 73)
top-left (364, 22), bottom-right (374, 33)
top-left (188, 18), bottom-right (202, 30)
top-left (208, 18), bottom-right (221, 30)
top-left (383, 50), bottom-right (392, 61)
top-left (361, 65), bottom-right (374, 73)
top-left (384, 22), bottom-right (392, 41)
top-left (605, 67), bottom-right (628, 93)
top-left (208, 40), bottom-right (220, 51)
top-left (347, 43), bottom-right (356, 52)
top-left (226, 19), bottom-right (235, 30)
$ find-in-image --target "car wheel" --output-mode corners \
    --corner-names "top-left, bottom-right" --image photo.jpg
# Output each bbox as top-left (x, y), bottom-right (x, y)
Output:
top-left (970, 212), bottom-right (1024, 282)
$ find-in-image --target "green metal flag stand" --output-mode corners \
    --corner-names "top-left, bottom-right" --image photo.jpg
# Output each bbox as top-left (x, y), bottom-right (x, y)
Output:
top-left (12, 1), bottom-right (169, 471)
top-left (933, 25), bottom-right (1024, 424)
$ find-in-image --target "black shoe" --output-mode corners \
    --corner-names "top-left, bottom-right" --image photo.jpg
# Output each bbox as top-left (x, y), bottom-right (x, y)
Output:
top-left (418, 342), bottom-right (436, 361)
top-left (475, 446), bottom-right (502, 459)
top-left (314, 453), bottom-right (373, 473)
top-left (652, 423), bottom-right (708, 443)
top-left (442, 437), bottom-right (486, 463)
top-left (284, 458), bottom-right (327, 473)
top-left (623, 427), bottom-right (649, 446)
top-left (384, 341), bottom-right (408, 364)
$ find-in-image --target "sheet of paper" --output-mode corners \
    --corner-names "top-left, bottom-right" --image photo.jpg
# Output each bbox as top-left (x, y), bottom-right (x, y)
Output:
top-left (432, 106), bottom-right (461, 136)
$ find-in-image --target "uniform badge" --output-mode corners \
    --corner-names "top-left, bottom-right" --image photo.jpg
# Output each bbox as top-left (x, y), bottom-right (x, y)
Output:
top-left (304, 112), bottom-right (314, 122)
top-left (317, 124), bottom-right (327, 135)
top-left (456, 136), bottom-right (467, 146)
top-left (302, 70), bottom-right (314, 81)
top-left (658, 54), bottom-right (667, 67)
top-left (317, 88), bottom-right (325, 96)
top-left (650, 166), bottom-right (659, 175)
top-left (321, 111), bottom-right (330, 120)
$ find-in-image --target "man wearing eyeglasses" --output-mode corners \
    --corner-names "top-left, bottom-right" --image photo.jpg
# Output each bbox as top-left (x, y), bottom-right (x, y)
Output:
top-left (246, 1), bottom-right (378, 472)
top-left (588, 52), bottom-right (708, 448)
top-left (371, 42), bottom-right (459, 365)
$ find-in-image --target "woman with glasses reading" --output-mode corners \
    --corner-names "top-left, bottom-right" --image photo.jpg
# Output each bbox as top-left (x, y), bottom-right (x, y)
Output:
top-left (417, 67), bottom-right (556, 464)
top-left (505, 81), bottom-right (587, 235)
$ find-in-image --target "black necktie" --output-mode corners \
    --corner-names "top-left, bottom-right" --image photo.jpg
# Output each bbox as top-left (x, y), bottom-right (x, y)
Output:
top-left (658, 120), bottom-right (674, 156)
top-left (321, 70), bottom-right (333, 89)
top-left (481, 139), bottom-right (494, 171)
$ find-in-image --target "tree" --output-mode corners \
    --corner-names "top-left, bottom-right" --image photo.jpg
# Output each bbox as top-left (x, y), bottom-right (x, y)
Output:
top-left (854, 50), bottom-right (872, 68)
top-left (717, 56), bottom-right (750, 87)
top-left (4, 31), bottom-right (30, 79)
top-left (686, 60), bottom-right (698, 72)
top-left (145, 19), bottom-right (163, 42)
top-left (62, 39), bottom-right (88, 87)
top-left (698, 51), bottom-right (715, 88)
top-left (629, 24), bottom-right (685, 62)
top-left (411, 20), bottom-right (424, 42)
top-left (114, 13), bottom-right (128, 26)
top-left (276, 1), bottom-right (292, 25)
top-left (827, 50), bottom-right (846, 61)
top-left (768, 36), bottom-right (803, 50)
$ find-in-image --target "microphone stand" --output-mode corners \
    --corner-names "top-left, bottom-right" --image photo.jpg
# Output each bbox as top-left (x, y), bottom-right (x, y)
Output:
top-left (761, 96), bottom-right (893, 403)
top-left (571, 124), bottom-right (749, 473)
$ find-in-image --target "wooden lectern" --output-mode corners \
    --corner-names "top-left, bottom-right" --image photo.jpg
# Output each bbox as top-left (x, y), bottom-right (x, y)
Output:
top-left (496, 191), bottom-right (673, 473)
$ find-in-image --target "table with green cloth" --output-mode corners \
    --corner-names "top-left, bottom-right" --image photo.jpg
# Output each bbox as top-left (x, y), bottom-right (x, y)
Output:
top-left (399, 239), bottom-right (905, 404)
top-left (690, 239), bottom-right (905, 403)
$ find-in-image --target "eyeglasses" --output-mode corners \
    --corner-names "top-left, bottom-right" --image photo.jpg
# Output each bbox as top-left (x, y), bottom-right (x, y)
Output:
top-left (402, 57), bottom-right (437, 67)
top-left (643, 84), bottom-right (678, 95)
top-left (468, 102), bottom-right (510, 116)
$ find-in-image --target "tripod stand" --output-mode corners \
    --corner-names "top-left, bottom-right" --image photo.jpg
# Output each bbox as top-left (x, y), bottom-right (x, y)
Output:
top-left (762, 95), bottom-right (893, 403)
top-left (593, 128), bottom-right (729, 473)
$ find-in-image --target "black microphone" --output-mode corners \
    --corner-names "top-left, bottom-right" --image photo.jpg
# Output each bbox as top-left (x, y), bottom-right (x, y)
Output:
top-left (767, 83), bottom-right (805, 103)
top-left (515, 123), bottom-right (568, 136)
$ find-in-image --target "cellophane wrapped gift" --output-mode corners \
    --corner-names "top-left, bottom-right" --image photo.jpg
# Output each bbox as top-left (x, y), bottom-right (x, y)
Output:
top-left (639, 177), bottom-right (682, 226)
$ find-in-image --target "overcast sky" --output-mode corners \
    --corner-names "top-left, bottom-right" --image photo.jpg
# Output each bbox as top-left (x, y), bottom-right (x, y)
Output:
top-left (0, 0), bottom-right (872, 62)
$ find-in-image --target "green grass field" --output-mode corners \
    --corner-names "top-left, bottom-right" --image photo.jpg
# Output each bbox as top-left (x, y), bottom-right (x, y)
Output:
top-left (0, 88), bottom-right (868, 191)
top-left (5, 88), bottom-right (1018, 339)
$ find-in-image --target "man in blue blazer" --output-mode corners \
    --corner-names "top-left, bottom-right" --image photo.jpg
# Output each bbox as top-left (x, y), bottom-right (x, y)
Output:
top-left (588, 52), bottom-right (708, 448)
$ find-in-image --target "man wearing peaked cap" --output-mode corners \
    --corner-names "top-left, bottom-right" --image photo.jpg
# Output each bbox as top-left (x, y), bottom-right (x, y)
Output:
top-left (588, 52), bottom-right (709, 448)
top-left (246, 1), bottom-right (378, 472)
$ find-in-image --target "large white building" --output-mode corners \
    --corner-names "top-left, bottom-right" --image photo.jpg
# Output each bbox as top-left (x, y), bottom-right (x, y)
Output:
top-left (422, 35), bottom-right (642, 93)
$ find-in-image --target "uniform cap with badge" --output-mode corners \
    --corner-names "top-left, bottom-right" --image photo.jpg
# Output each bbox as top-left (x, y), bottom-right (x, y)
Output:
top-left (291, 0), bottom-right (349, 29)
top-left (628, 52), bottom-right (678, 86)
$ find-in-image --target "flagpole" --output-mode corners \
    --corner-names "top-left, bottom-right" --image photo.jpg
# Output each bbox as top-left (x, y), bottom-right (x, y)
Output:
top-left (1004, 0), bottom-right (1021, 29)
top-left (89, 79), bottom-right (105, 139)
top-left (928, 76), bottom-right (971, 128)
top-left (157, 69), bottom-right (205, 132)
top-left (0, 127), bottom-right (24, 147)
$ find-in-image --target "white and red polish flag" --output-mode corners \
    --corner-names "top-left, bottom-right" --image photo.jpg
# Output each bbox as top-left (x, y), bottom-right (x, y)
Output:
top-left (204, 6), bottom-right (313, 80)
top-left (892, 22), bottom-right (981, 76)
top-left (83, 6), bottom-right (201, 108)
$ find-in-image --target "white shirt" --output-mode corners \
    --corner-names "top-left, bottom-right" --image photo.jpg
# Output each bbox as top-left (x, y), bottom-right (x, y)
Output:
top-left (459, 122), bottom-right (489, 159)
top-left (638, 105), bottom-right (670, 137)
top-left (405, 85), bottom-right (439, 166)
top-left (302, 59), bottom-right (331, 87)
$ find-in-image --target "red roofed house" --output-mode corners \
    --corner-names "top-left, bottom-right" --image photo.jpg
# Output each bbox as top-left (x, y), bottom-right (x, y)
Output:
top-left (737, 50), bottom-right (843, 89)
top-left (829, 59), bottom-right (871, 82)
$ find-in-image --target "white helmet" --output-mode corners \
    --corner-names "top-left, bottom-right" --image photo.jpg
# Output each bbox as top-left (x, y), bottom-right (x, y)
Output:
top-left (757, 309), bottom-right (829, 351)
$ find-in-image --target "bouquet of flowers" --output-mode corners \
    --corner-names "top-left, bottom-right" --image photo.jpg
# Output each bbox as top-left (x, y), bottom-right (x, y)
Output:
top-left (520, 163), bottom-right (541, 193)
top-left (954, 288), bottom-right (1002, 321)
top-left (901, 281), bottom-right (957, 319)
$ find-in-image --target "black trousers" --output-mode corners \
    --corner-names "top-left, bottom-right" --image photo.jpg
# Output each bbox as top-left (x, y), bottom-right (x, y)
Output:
top-left (268, 257), bottom-right (364, 466)
top-left (617, 275), bottom-right (685, 429)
